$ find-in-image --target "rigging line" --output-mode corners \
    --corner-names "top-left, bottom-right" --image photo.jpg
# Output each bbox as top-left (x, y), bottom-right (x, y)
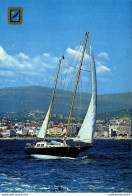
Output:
top-left (65, 45), bottom-right (83, 91)
top-left (66, 45), bottom-right (83, 93)
top-left (68, 45), bottom-right (82, 65)
top-left (61, 56), bottom-right (83, 110)
top-left (72, 73), bottom-right (83, 116)
top-left (62, 46), bottom-right (82, 87)
top-left (67, 35), bottom-right (85, 66)
top-left (46, 61), bottom-right (64, 104)
top-left (61, 51), bottom-right (81, 90)
top-left (54, 59), bottom-right (79, 114)
top-left (57, 38), bottom-right (86, 111)
top-left (63, 70), bottom-right (79, 112)
top-left (68, 64), bottom-right (91, 72)
top-left (61, 61), bottom-right (79, 100)
top-left (53, 99), bottom-right (85, 110)
top-left (66, 67), bottom-right (78, 91)
top-left (48, 35), bottom-right (85, 91)
top-left (59, 65), bottom-right (67, 115)
top-left (46, 63), bottom-right (59, 87)
top-left (61, 38), bottom-right (85, 90)
top-left (54, 93), bottom-right (83, 100)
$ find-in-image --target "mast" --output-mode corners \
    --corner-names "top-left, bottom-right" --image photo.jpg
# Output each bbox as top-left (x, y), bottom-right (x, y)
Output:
top-left (43, 55), bottom-right (64, 141)
top-left (63, 32), bottom-right (89, 145)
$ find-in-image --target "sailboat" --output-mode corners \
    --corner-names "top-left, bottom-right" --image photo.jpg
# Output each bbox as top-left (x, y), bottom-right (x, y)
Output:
top-left (25, 32), bottom-right (97, 159)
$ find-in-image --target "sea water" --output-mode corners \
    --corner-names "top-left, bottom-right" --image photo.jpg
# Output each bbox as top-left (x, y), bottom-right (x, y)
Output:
top-left (0, 139), bottom-right (131, 193)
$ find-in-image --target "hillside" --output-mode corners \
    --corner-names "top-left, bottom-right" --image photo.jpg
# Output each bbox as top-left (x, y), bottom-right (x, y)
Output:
top-left (97, 109), bottom-right (131, 122)
top-left (0, 86), bottom-right (131, 114)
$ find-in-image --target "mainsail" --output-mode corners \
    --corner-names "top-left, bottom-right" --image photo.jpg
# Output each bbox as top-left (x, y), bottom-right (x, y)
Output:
top-left (75, 41), bottom-right (97, 143)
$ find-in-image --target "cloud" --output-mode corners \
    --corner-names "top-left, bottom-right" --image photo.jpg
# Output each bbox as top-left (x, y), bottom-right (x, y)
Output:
top-left (66, 46), bottom-right (89, 60)
top-left (17, 52), bottom-right (29, 60)
top-left (0, 46), bottom-right (31, 69)
top-left (65, 46), bottom-right (111, 75)
top-left (97, 52), bottom-right (110, 60)
top-left (96, 60), bottom-right (111, 74)
top-left (0, 46), bottom-right (19, 68)
top-left (96, 65), bottom-right (111, 73)
top-left (0, 70), bottom-right (14, 77)
top-left (33, 53), bottom-right (58, 68)
top-left (0, 45), bottom-right (112, 88)
top-left (43, 53), bottom-right (50, 57)
top-left (22, 71), bottom-right (41, 76)
top-left (0, 46), bottom-right (61, 87)
top-left (0, 46), bottom-right (59, 72)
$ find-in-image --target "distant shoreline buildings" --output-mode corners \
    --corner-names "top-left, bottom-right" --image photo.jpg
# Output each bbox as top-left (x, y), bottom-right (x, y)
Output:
top-left (0, 110), bottom-right (131, 140)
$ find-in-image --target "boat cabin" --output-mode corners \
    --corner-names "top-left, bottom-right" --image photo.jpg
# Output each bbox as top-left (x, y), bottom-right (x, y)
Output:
top-left (34, 141), bottom-right (65, 148)
top-left (35, 142), bottom-right (48, 148)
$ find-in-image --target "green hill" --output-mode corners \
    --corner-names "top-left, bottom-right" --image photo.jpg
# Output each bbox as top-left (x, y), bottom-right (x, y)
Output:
top-left (0, 85), bottom-right (131, 114)
top-left (97, 108), bottom-right (131, 122)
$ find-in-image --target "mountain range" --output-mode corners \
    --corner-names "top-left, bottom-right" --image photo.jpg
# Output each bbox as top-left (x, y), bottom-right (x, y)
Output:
top-left (0, 85), bottom-right (131, 114)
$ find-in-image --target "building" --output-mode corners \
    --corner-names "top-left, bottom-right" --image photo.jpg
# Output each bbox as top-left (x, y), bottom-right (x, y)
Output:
top-left (1, 129), bottom-right (16, 138)
top-left (68, 124), bottom-right (78, 136)
top-left (109, 124), bottom-right (131, 138)
top-left (47, 126), bottom-right (63, 136)
top-left (95, 120), bottom-right (109, 138)
top-left (28, 128), bottom-right (39, 136)
top-left (16, 128), bottom-right (29, 136)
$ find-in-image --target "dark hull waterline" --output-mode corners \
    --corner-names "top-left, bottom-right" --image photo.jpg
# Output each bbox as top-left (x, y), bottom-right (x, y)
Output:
top-left (25, 145), bottom-right (92, 158)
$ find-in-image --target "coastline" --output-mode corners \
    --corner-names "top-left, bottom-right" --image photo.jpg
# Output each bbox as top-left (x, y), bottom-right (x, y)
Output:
top-left (0, 137), bottom-right (131, 140)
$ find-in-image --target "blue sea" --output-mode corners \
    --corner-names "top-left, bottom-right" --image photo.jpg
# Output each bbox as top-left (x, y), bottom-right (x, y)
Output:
top-left (0, 139), bottom-right (131, 193)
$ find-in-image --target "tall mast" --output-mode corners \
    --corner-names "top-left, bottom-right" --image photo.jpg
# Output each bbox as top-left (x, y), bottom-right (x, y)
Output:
top-left (63, 32), bottom-right (89, 145)
top-left (43, 55), bottom-right (64, 141)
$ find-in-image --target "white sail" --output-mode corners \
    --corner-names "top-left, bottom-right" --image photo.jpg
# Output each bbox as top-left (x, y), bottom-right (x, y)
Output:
top-left (37, 56), bottom-right (64, 140)
top-left (37, 106), bottom-right (50, 139)
top-left (75, 43), bottom-right (97, 143)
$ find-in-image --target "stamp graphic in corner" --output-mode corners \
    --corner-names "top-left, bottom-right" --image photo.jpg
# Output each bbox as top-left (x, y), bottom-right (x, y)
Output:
top-left (8, 7), bottom-right (23, 25)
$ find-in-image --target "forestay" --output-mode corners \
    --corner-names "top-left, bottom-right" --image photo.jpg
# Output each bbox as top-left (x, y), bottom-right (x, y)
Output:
top-left (75, 42), bottom-right (97, 143)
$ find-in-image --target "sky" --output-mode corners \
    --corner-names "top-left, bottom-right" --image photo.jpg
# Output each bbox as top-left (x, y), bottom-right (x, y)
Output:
top-left (0, 0), bottom-right (131, 94)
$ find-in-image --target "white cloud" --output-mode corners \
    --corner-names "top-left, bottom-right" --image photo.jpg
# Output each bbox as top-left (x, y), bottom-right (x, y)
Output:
top-left (65, 46), bottom-right (111, 75)
top-left (17, 52), bottom-right (29, 59)
top-left (0, 46), bottom-right (19, 67)
top-left (66, 46), bottom-right (89, 60)
top-left (33, 53), bottom-right (58, 68)
top-left (0, 46), bottom-right (59, 73)
top-left (0, 46), bottom-right (61, 87)
top-left (21, 61), bottom-right (32, 68)
top-left (0, 46), bottom-right (31, 69)
top-left (98, 52), bottom-right (110, 60)
top-left (22, 71), bottom-right (41, 76)
top-left (96, 65), bottom-right (111, 73)
top-left (42, 62), bottom-right (54, 68)
top-left (96, 60), bottom-right (111, 74)
top-left (43, 53), bottom-right (50, 57)
top-left (0, 70), bottom-right (14, 77)
top-left (0, 45), bottom-right (112, 88)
